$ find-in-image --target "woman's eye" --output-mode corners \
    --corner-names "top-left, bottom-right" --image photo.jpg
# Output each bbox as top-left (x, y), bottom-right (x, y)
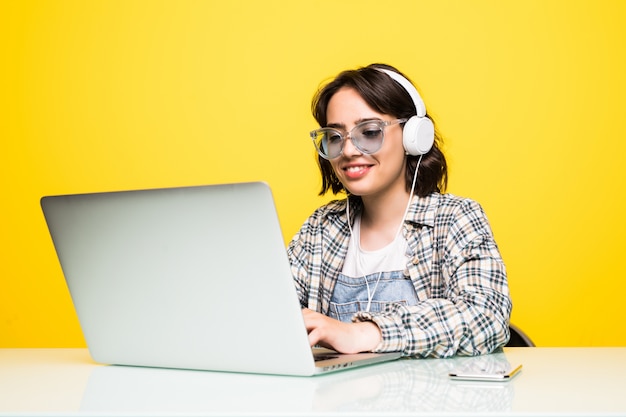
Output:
top-left (361, 128), bottom-right (382, 139)
top-left (328, 133), bottom-right (343, 143)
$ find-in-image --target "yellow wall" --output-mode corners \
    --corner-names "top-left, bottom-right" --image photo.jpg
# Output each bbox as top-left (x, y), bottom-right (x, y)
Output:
top-left (2, 0), bottom-right (625, 347)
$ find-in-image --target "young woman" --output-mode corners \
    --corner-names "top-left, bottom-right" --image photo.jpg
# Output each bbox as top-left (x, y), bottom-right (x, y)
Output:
top-left (287, 63), bottom-right (512, 358)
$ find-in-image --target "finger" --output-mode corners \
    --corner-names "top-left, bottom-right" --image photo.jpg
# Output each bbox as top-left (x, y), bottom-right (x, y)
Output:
top-left (302, 310), bottom-right (316, 331)
top-left (307, 327), bottom-right (323, 347)
top-left (302, 309), bottom-right (326, 331)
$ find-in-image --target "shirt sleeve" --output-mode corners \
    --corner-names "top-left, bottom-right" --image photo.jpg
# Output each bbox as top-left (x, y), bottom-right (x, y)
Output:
top-left (286, 204), bottom-right (333, 313)
top-left (354, 198), bottom-right (511, 358)
top-left (287, 222), bottom-right (312, 308)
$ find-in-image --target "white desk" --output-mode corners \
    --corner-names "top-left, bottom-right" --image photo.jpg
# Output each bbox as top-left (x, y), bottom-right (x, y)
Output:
top-left (1, 347), bottom-right (625, 416)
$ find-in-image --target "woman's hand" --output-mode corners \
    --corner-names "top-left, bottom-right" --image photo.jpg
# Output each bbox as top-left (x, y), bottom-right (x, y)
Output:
top-left (302, 308), bottom-right (382, 353)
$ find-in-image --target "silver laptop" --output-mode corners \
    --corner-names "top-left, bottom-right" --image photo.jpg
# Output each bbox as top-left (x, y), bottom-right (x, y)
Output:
top-left (41, 182), bottom-right (401, 376)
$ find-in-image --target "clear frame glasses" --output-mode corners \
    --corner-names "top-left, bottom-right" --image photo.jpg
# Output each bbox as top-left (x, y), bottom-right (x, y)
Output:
top-left (309, 118), bottom-right (407, 160)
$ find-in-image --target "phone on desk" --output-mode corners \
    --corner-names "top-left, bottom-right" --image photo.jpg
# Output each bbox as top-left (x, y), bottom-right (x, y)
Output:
top-left (448, 358), bottom-right (522, 382)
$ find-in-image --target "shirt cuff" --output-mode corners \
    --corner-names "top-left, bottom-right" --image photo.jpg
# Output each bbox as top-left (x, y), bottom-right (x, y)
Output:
top-left (352, 311), bottom-right (405, 353)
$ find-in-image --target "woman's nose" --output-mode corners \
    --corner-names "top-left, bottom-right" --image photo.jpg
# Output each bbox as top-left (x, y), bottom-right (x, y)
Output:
top-left (342, 133), bottom-right (362, 157)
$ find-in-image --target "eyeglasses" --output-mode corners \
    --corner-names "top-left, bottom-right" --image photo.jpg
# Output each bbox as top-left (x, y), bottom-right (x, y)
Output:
top-left (309, 118), bottom-right (407, 160)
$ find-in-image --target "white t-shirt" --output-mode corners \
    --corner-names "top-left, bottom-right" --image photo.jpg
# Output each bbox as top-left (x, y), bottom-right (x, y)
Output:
top-left (342, 214), bottom-right (408, 277)
top-left (329, 214), bottom-right (419, 323)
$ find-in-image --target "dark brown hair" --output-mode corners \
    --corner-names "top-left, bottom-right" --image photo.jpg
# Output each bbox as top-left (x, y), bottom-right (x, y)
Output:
top-left (311, 63), bottom-right (448, 197)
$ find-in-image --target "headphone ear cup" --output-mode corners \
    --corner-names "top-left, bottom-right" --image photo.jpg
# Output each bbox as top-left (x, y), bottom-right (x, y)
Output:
top-left (402, 116), bottom-right (435, 156)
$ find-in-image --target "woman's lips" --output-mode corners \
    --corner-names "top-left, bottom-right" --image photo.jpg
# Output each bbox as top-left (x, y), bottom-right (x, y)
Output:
top-left (342, 164), bottom-right (372, 179)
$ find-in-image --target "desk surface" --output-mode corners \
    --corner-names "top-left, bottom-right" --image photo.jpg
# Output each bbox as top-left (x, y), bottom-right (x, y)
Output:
top-left (1, 347), bottom-right (625, 417)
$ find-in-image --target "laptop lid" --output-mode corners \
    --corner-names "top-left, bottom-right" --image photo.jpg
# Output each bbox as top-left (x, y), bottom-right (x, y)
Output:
top-left (41, 182), bottom-right (400, 376)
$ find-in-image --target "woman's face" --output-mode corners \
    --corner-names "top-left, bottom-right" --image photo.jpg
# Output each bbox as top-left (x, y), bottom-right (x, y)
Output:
top-left (326, 87), bottom-right (407, 200)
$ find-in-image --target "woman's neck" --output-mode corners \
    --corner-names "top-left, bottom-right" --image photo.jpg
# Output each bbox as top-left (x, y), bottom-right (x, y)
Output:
top-left (358, 190), bottom-right (411, 251)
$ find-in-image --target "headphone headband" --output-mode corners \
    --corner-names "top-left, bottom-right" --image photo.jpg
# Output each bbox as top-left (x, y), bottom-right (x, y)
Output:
top-left (375, 68), bottom-right (426, 117)
top-left (374, 67), bottom-right (434, 156)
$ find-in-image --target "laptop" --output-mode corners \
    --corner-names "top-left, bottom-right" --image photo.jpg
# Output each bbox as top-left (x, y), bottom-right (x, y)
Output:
top-left (41, 182), bottom-right (401, 376)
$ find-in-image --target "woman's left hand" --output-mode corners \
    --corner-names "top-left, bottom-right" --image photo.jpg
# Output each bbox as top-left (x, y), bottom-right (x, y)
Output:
top-left (301, 308), bottom-right (382, 353)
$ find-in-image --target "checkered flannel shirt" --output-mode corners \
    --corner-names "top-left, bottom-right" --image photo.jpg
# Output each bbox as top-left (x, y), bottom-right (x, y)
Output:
top-left (287, 192), bottom-right (512, 358)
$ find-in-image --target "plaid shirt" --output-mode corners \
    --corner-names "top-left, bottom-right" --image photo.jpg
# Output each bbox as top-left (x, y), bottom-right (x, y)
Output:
top-left (287, 193), bottom-right (512, 358)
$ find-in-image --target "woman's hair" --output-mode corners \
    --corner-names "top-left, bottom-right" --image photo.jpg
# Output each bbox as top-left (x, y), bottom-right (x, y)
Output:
top-left (311, 63), bottom-right (448, 197)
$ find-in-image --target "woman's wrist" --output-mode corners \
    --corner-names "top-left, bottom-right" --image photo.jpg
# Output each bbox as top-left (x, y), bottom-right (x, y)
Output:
top-left (353, 320), bottom-right (382, 352)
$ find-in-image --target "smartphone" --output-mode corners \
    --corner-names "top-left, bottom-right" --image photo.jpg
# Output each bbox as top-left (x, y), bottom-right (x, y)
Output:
top-left (448, 361), bottom-right (522, 381)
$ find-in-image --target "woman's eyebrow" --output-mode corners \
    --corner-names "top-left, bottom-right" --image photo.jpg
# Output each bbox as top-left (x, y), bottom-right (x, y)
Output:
top-left (325, 117), bottom-right (382, 129)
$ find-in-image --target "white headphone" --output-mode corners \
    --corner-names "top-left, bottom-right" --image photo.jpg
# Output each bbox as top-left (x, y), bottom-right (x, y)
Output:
top-left (375, 68), bottom-right (434, 156)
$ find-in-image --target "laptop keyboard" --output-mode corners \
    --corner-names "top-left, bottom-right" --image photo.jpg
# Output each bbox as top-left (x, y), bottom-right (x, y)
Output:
top-left (314, 353), bottom-right (339, 362)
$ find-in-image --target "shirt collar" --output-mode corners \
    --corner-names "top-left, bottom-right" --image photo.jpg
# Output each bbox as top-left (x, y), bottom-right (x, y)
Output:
top-left (327, 193), bottom-right (439, 228)
top-left (405, 193), bottom-right (438, 227)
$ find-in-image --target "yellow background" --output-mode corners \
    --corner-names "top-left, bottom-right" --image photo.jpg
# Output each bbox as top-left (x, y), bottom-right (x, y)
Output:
top-left (2, 0), bottom-right (625, 347)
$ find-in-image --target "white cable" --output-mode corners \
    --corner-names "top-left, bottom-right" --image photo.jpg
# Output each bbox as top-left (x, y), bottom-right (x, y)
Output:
top-left (346, 154), bottom-right (423, 312)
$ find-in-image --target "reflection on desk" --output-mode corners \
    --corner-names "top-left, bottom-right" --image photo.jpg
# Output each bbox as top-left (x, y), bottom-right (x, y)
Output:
top-left (1, 347), bottom-right (625, 416)
top-left (81, 354), bottom-right (514, 414)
